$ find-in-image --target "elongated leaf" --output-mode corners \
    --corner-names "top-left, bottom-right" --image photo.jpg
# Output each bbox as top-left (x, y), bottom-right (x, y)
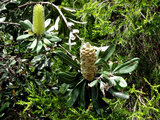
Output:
top-left (95, 58), bottom-right (108, 67)
top-left (0, 17), bottom-right (6, 22)
top-left (36, 41), bottom-right (43, 53)
top-left (19, 20), bottom-right (32, 30)
top-left (49, 36), bottom-right (61, 42)
top-left (58, 72), bottom-right (77, 84)
top-left (91, 87), bottom-right (101, 114)
top-left (17, 34), bottom-right (33, 41)
top-left (102, 45), bottom-right (116, 62)
top-left (108, 76), bottom-right (127, 87)
top-left (45, 19), bottom-right (51, 28)
top-left (29, 39), bottom-right (37, 49)
top-left (88, 80), bottom-right (98, 87)
top-left (79, 81), bottom-right (86, 108)
top-left (43, 38), bottom-right (52, 46)
top-left (110, 90), bottom-right (129, 99)
top-left (67, 86), bottom-right (80, 107)
top-left (56, 51), bottom-right (80, 70)
top-left (59, 83), bottom-right (70, 94)
top-left (113, 58), bottom-right (140, 74)
top-left (0, 102), bottom-right (9, 113)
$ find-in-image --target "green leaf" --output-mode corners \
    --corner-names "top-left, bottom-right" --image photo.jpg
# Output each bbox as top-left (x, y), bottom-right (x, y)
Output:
top-left (29, 39), bottom-right (37, 49)
top-left (58, 72), bottom-right (77, 84)
top-left (0, 102), bottom-right (9, 113)
top-left (79, 81), bottom-right (86, 108)
top-left (67, 86), bottom-right (80, 107)
top-left (9, 60), bottom-right (16, 66)
top-left (59, 83), bottom-right (69, 94)
top-left (0, 17), bottom-right (6, 22)
top-left (56, 51), bottom-right (80, 70)
top-left (95, 58), bottom-right (108, 68)
top-left (36, 41), bottom-right (43, 53)
top-left (91, 87), bottom-right (101, 114)
top-left (108, 76), bottom-right (127, 88)
top-left (95, 58), bottom-right (103, 65)
top-left (19, 20), bottom-right (32, 30)
top-left (110, 90), bottom-right (129, 99)
top-left (49, 36), bottom-right (61, 42)
top-left (102, 45), bottom-right (116, 62)
top-left (45, 19), bottom-right (51, 28)
top-left (17, 34), bottom-right (33, 41)
top-left (6, 2), bottom-right (18, 9)
top-left (88, 80), bottom-right (98, 87)
top-left (113, 58), bottom-right (140, 74)
top-left (43, 38), bottom-right (52, 46)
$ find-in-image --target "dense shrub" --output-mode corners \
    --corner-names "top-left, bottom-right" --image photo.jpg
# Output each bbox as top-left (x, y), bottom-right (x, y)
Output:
top-left (0, 0), bottom-right (159, 119)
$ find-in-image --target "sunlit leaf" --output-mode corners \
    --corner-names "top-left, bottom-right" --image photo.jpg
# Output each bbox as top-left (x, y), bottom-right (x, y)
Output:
top-left (19, 20), bottom-right (32, 30)
top-left (45, 19), bottom-right (51, 28)
top-left (36, 40), bottom-right (43, 53)
top-left (43, 38), bottom-right (52, 46)
top-left (17, 34), bottom-right (33, 41)
top-left (88, 79), bottom-right (98, 87)
top-left (29, 39), bottom-right (37, 49)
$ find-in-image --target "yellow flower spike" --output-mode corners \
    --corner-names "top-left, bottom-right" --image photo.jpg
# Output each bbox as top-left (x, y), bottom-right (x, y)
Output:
top-left (80, 42), bottom-right (97, 81)
top-left (32, 4), bottom-right (45, 36)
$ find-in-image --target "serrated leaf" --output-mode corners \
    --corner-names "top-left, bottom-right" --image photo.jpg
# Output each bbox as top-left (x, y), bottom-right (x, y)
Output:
top-left (102, 45), bottom-right (116, 62)
top-left (17, 34), bottom-right (33, 41)
top-left (113, 58), bottom-right (140, 74)
top-left (36, 41), bottom-right (43, 53)
top-left (43, 38), bottom-right (52, 46)
top-left (56, 51), bottom-right (80, 70)
top-left (29, 39), bottom-right (37, 49)
top-left (19, 20), bottom-right (32, 30)
top-left (88, 80), bottom-right (98, 87)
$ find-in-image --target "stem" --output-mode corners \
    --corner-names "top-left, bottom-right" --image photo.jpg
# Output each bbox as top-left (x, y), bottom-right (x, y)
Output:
top-left (0, 22), bottom-right (20, 26)
top-left (0, 0), bottom-right (11, 5)
top-left (59, 44), bottom-right (79, 63)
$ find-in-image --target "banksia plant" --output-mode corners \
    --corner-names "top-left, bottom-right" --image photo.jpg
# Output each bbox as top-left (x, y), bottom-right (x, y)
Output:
top-left (80, 42), bottom-right (97, 81)
top-left (32, 4), bottom-right (45, 36)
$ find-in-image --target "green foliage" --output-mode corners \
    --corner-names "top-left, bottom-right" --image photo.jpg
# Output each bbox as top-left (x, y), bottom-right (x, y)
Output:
top-left (0, 0), bottom-right (160, 119)
top-left (17, 82), bottom-right (66, 119)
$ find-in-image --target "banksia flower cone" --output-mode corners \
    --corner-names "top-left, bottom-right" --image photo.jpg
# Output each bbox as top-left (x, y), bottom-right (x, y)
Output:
top-left (80, 42), bottom-right (97, 81)
top-left (32, 4), bottom-right (45, 36)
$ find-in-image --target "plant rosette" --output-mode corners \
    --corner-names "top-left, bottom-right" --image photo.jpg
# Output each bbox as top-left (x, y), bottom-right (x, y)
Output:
top-left (57, 42), bottom-right (140, 114)
top-left (17, 4), bottom-right (61, 54)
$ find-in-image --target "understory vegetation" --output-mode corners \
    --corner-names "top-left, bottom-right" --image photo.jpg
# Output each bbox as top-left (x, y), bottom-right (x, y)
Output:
top-left (0, 0), bottom-right (160, 120)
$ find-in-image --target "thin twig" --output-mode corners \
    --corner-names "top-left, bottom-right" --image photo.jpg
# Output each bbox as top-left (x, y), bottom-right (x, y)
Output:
top-left (59, 44), bottom-right (79, 63)
top-left (0, 0), bottom-right (11, 6)
top-left (140, 12), bottom-right (146, 19)
top-left (0, 22), bottom-right (20, 26)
